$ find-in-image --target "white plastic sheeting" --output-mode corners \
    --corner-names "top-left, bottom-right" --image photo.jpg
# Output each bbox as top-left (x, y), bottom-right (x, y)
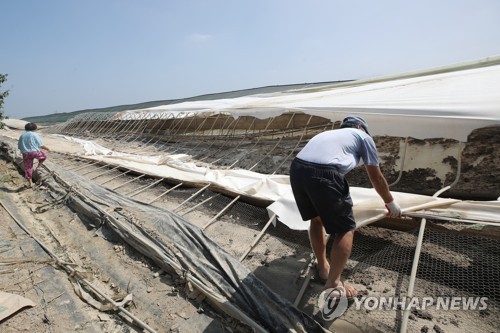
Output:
top-left (2, 119), bottom-right (29, 130)
top-left (11, 57), bottom-right (500, 230)
top-left (56, 135), bottom-right (500, 231)
top-left (52, 135), bottom-right (208, 175)
top-left (113, 58), bottom-right (500, 141)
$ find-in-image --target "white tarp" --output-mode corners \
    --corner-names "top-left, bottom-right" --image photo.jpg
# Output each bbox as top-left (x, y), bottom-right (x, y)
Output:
top-left (114, 59), bottom-right (500, 141)
top-left (2, 119), bottom-right (29, 130)
top-left (50, 135), bottom-right (499, 231)
top-left (6, 57), bottom-right (500, 230)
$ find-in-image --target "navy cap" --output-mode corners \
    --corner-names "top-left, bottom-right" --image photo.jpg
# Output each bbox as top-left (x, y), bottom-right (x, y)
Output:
top-left (340, 116), bottom-right (370, 136)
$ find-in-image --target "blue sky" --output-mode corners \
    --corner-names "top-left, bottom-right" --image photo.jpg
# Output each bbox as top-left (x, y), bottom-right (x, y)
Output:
top-left (2, 1), bottom-right (500, 119)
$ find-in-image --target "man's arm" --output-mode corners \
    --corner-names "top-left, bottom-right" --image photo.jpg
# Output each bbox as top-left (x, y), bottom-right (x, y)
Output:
top-left (365, 165), bottom-right (392, 202)
top-left (365, 165), bottom-right (401, 217)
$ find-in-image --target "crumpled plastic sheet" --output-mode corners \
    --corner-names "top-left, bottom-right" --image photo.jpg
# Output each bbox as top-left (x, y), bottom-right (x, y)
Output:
top-left (43, 160), bottom-right (328, 332)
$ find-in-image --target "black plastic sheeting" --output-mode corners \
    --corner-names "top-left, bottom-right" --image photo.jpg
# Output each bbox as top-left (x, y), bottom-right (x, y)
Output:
top-left (0, 139), bottom-right (327, 333)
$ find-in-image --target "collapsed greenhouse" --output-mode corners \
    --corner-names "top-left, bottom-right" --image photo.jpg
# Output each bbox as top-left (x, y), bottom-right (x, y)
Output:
top-left (0, 57), bottom-right (499, 332)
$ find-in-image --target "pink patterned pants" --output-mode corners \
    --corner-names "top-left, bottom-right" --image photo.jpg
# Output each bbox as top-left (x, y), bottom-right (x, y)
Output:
top-left (22, 151), bottom-right (47, 180)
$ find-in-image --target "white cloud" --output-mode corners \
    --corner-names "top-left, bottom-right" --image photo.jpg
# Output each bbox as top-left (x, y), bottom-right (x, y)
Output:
top-left (189, 33), bottom-right (212, 42)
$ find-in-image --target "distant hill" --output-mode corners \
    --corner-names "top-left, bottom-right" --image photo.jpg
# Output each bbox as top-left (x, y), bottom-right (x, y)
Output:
top-left (22, 81), bottom-right (350, 124)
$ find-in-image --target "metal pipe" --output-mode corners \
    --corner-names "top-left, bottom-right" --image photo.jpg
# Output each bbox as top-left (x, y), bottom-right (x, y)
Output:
top-left (153, 113), bottom-right (181, 151)
top-left (147, 183), bottom-right (183, 205)
top-left (81, 162), bottom-right (112, 176)
top-left (212, 116), bottom-right (274, 165)
top-left (82, 113), bottom-right (104, 135)
top-left (179, 194), bottom-right (221, 216)
top-left (239, 214), bottom-right (276, 262)
top-left (116, 113), bottom-right (147, 144)
top-left (399, 217), bottom-right (427, 333)
top-left (63, 114), bottom-right (85, 134)
top-left (67, 160), bottom-right (102, 172)
top-left (293, 256), bottom-right (315, 307)
top-left (293, 234), bottom-right (330, 307)
top-left (271, 114), bottom-right (313, 175)
top-left (163, 112), bottom-right (200, 155)
top-left (105, 116), bottom-right (128, 139)
top-left (124, 112), bottom-right (152, 144)
top-left (77, 113), bottom-right (99, 137)
top-left (125, 178), bottom-right (164, 197)
top-left (125, 113), bottom-right (161, 154)
top-left (167, 113), bottom-right (208, 153)
top-left (126, 114), bottom-right (168, 150)
top-left (402, 212), bottom-right (498, 226)
top-left (172, 184), bottom-right (211, 212)
top-left (60, 158), bottom-right (87, 170)
top-left (197, 115), bottom-right (234, 161)
top-left (109, 174), bottom-right (145, 191)
top-left (248, 113), bottom-right (296, 171)
top-left (106, 116), bottom-right (130, 140)
top-left (193, 114), bottom-right (224, 158)
top-left (168, 114), bottom-right (202, 155)
top-left (202, 195), bottom-right (241, 230)
top-left (98, 170), bottom-right (131, 185)
top-left (89, 165), bottom-right (121, 180)
top-left (95, 115), bottom-right (114, 138)
top-left (115, 114), bottom-right (140, 142)
top-left (84, 112), bottom-right (106, 136)
top-left (400, 186), bottom-right (453, 333)
top-left (389, 137), bottom-right (408, 187)
top-left (208, 117), bottom-right (245, 164)
top-left (124, 113), bottom-right (149, 142)
top-left (448, 142), bottom-right (464, 189)
top-left (162, 112), bottom-right (193, 153)
top-left (68, 113), bottom-right (90, 136)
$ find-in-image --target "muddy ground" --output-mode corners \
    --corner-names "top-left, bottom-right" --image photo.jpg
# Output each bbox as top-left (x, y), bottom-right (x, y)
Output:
top-left (0, 124), bottom-right (499, 333)
top-left (0, 157), bottom-right (249, 333)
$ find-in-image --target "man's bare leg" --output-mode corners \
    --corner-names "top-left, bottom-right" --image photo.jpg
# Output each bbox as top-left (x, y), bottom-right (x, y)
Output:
top-left (309, 216), bottom-right (330, 281)
top-left (324, 230), bottom-right (357, 296)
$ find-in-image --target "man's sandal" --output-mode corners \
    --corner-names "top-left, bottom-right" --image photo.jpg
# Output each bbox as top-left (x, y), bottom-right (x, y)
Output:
top-left (316, 281), bottom-right (357, 324)
top-left (324, 281), bottom-right (357, 301)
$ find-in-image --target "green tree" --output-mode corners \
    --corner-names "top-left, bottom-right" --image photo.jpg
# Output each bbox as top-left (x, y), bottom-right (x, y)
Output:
top-left (0, 74), bottom-right (9, 129)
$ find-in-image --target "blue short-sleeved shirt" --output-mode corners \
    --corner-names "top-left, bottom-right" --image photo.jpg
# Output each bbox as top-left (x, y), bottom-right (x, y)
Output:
top-left (18, 131), bottom-right (43, 154)
top-left (296, 128), bottom-right (379, 175)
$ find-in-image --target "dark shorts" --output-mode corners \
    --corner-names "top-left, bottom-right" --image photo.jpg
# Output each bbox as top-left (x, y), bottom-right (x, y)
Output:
top-left (289, 157), bottom-right (355, 235)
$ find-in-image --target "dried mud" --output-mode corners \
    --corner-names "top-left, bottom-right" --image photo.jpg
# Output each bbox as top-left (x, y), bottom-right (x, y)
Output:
top-left (0, 124), bottom-right (499, 333)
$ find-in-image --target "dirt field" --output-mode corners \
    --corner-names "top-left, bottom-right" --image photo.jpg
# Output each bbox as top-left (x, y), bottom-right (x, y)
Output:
top-left (0, 157), bottom-right (249, 333)
top-left (0, 123), bottom-right (499, 333)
